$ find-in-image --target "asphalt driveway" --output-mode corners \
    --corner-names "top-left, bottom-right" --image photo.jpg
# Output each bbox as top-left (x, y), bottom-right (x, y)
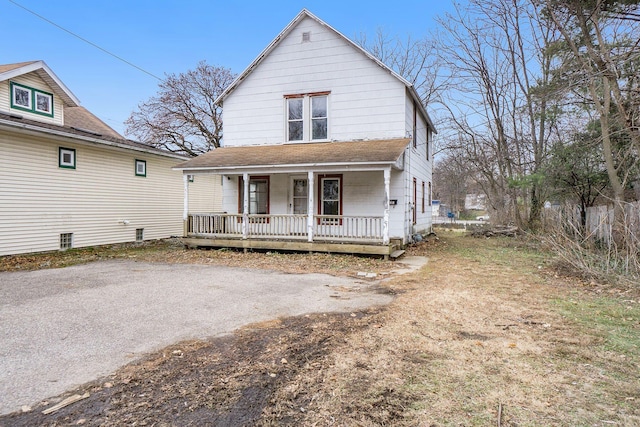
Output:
top-left (0, 260), bottom-right (394, 415)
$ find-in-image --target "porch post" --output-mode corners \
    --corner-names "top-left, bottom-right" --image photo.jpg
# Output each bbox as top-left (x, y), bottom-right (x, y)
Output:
top-left (307, 171), bottom-right (314, 242)
top-left (242, 172), bottom-right (249, 240)
top-left (383, 168), bottom-right (391, 245)
top-left (183, 173), bottom-right (189, 237)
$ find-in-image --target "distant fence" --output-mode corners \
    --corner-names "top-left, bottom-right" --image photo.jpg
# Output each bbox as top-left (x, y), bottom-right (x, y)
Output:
top-left (543, 201), bottom-right (640, 243)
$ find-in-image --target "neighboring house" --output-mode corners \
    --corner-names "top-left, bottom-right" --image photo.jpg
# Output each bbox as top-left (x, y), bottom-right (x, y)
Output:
top-left (465, 193), bottom-right (487, 211)
top-left (0, 60), bottom-right (220, 256)
top-left (174, 9), bottom-right (436, 257)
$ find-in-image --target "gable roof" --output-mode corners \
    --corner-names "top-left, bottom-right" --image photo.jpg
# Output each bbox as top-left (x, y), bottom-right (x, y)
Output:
top-left (174, 138), bottom-right (410, 172)
top-left (0, 60), bottom-right (80, 107)
top-left (216, 9), bottom-right (436, 133)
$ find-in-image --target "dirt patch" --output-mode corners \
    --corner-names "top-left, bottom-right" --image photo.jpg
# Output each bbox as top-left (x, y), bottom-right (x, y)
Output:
top-left (2, 234), bottom-right (639, 426)
top-left (1, 311), bottom-right (380, 426)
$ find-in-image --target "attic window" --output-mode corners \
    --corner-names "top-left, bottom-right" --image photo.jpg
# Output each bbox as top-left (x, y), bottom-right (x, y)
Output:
top-left (302, 32), bottom-right (311, 42)
top-left (10, 82), bottom-right (54, 117)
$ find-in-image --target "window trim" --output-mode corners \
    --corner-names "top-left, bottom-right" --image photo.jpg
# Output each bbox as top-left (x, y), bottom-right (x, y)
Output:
top-left (422, 181), bottom-right (426, 214)
top-left (59, 147), bottom-right (76, 169)
top-left (238, 175), bottom-right (271, 217)
top-left (10, 81), bottom-right (54, 117)
top-left (284, 92), bottom-right (330, 142)
top-left (317, 174), bottom-right (343, 224)
top-left (291, 177), bottom-right (309, 215)
top-left (135, 159), bottom-right (147, 177)
top-left (286, 97), bottom-right (304, 142)
top-left (310, 94), bottom-right (328, 141)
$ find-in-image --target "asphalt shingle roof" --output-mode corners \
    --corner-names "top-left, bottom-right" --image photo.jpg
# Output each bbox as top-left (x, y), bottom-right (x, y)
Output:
top-left (174, 138), bottom-right (410, 170)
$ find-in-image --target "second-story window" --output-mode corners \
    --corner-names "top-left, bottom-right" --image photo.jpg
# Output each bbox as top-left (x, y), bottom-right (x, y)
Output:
top-left (287, 98), bottom-right (303, 141)
top-left (285, 92), bottom-right (329, 142)
top-left (311, 95), bottom-right (327, 140)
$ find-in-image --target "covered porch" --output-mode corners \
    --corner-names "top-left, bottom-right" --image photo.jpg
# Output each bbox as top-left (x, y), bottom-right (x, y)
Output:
top-left (174, 138), bottom-right (411, 257)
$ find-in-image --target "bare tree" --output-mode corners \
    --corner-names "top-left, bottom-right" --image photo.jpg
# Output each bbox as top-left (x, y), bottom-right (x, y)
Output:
top-left (541, 0), bottom-right (640, 243)
top-left (433, 154), bottom-right (472, 215)
top-left (125, 61), bottom-right (236, 157)
top-left (436, 0), bottom-right (562, 228)
top-left (356, 29), bottom-right (442, 107)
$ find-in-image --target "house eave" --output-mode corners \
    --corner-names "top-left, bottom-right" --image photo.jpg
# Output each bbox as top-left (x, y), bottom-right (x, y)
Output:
top-left (174, 161), bottom-right (402, 175)
top-left (0, 118), bottom-right (189, 160)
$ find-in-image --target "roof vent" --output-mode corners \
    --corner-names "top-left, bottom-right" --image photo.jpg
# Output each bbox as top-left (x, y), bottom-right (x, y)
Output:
top-left (302, 32), bottom-right (311, 43)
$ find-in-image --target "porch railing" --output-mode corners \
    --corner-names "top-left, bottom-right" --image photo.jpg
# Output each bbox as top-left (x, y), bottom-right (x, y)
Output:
top-left (314, 215), bottom-right (383, 240)
top-left (187, 213), bottom-right (383, 242)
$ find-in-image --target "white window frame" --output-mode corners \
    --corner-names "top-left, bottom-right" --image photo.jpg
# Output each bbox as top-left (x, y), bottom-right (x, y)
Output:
top-left (284, 93), bottom-right (329, 142)
top-left (311, 95), bottom-right (328, 140)
top-left (12, 83), bottom-right (31, 109)
top-left (35, 91), bottom-right (53, 115)
top-left (59, 147), bottom-right (76, 169)
top-left (286, 97), bottom-right (304, 142)
top-left (10, 82), bottom-right (54, 117)
top-left (290, 176), bottom-right (309, 215)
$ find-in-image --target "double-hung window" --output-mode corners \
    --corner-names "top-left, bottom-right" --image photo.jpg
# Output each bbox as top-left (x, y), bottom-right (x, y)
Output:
top-left (285, 93), bottom-right (329, 142)
top-left (287, 98), bottom-right (303, 141)
top-left (318, 175), bottom-right (342, 224)
top-left (239, 176), bottom-right (270, 215)
top-left (311, 96), bottom-right (327, 140)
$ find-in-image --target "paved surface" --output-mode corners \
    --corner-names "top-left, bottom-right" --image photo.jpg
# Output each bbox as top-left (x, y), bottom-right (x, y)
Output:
top-left (0, 260), bottom-right (407, 415)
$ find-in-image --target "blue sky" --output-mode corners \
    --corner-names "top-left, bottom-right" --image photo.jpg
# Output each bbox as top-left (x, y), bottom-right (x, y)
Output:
top-left (1, 1), bottom-right (456, 136)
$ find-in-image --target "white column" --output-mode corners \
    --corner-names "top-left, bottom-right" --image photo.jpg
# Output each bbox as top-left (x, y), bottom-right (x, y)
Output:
top-left (383, 168), bottom-right (391, 245)
top-left (307, 171), bottom-right (314, 242)
top-left (242, 172), bottom-right (249, 240)
top-left (183, 174), bottom-right (189, 236)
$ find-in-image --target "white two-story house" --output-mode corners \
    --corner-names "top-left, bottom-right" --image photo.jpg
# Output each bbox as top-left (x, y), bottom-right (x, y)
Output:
top-left (175, 9), bottom-right (436, 257)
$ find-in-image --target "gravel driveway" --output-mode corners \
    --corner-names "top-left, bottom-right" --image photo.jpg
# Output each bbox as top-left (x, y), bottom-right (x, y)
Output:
top-left (0, 260), bottom-right (394, 415)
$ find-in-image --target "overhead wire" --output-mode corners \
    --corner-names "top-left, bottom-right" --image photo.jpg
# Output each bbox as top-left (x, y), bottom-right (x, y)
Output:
top-left (7, 0), bottom-right (162, 81)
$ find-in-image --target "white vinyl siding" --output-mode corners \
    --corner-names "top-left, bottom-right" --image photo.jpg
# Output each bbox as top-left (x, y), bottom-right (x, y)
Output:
top-left (0, 129), bottom-right (221, 256)
top-left (0, 73), bottom-right (64, 125)
top-left (404, 93), bottom-right (432, 235)
top-left (222, 16), bottom-right (406, 146)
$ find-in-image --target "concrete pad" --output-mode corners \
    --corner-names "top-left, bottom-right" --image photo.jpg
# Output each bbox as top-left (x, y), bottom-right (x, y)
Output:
top-left (0, 260), bottom-right (393, 415)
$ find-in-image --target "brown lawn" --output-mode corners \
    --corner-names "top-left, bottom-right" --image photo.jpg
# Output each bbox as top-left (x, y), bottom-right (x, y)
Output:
top-left (2, 233), bottom-right (638, 426)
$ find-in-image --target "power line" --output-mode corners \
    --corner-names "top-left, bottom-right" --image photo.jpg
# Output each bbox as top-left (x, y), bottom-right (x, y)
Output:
top-left (7, 0), bottom-right (162, 81)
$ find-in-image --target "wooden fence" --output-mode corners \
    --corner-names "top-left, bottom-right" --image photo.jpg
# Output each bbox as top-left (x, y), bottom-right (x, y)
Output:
top-left (543, 201), bottom-right (640, 243)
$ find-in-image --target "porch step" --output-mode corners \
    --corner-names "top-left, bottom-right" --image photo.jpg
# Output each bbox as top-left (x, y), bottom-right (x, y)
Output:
top-left (390, 249), bottom-right (405, 259)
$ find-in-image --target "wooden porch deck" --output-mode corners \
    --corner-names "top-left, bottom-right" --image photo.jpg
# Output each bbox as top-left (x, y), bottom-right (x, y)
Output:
top-left (183, 213), bottom-right (397, 257)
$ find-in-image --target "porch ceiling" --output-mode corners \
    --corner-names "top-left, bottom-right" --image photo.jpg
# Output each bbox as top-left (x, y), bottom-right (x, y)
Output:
top-left (173, 138), bottom-right (410, 172)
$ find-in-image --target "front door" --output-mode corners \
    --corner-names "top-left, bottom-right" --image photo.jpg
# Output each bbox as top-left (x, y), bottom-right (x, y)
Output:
top-left (291, 177), bottom-right (308, 214)
top-left (290, 177), bottom-right (308, 235)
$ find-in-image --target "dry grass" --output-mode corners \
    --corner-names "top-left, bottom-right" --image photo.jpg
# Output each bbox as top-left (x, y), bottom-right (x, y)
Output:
top-left (2, 233), bottom-right (639, 426)
top-left (0, 238), bottom-right (398, 277)
top-left (267, 234), bottom-right (640, 426)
